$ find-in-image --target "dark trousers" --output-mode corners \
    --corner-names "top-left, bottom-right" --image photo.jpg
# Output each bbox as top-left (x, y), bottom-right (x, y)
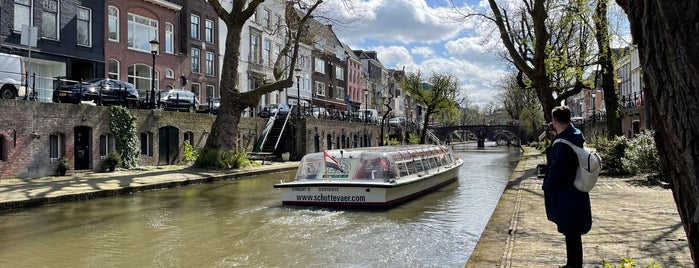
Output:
top-left (565, 234), bottom-right (583, 267)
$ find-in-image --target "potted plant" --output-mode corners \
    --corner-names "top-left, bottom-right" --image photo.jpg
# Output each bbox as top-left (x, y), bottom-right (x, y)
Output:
top-left (56, 157), bottom-right (71, 176)
top-left (102, 152), bottom-right (122, 172)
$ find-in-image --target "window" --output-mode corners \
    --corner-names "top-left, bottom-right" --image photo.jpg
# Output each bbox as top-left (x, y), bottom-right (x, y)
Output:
top-left (108, 59), bottom-right (119, 80)
top-left (139, 132), bottom-right (153, 156)
top-left (262, 9), bottom-right (270, 29)
top-left (263, 39), bottom-right (270, 66)
top-left (165, 69), bottom-right (174, 78)
top-left (315, 58), bottom-right (325, 74)
top-left (315, 81), bottom-right (325, 96)
top-left (13, 0), bottom-right (31, 32)
top-left (274, 15), bottom-right (282, 29)
top-left (127, 14), bottom-right (158, 52)
top-left (108, 6), bottom-right (119, 41)
top-left (250, 32), bottom-right (260, 64)
top-left (206, 85), bottom-right (215, 98)
top-left (184, 132), bottom-right (194, 146)
top-left (335, 66), bottom-right (344, 80)
top-left (99, 134), bottom-right (115, 158)
top-left (190, 14), bottom-right (199, 39)
top-left (191, 83), bottom-right (200, 99)
top-left (205, 52), bottom-right (215, 76)
top-left (41, 0), bottom-right (59, 39)
top-left (49, 133), bottom-right (64, 160)
top-left (191, 48), bottom-right (200, 73)
top-left (205, 19), bottom-right (214, 43)
top-left (128, 64), bottom-right (158, 94)
top-left (336, 86), bottom-right (345, 100)
top-left (76, 7), bottom-right (91, 46)
top-left (165, 23), bottom-right (174, 53)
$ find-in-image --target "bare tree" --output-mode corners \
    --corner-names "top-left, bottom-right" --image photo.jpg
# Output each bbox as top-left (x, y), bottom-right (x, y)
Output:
top-left (205, 0), bottom-right (322, 152)
top-left (616, 0), bottom-right (699, 261)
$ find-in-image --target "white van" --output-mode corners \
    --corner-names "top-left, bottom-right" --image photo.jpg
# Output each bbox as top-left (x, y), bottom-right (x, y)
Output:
top-left (0, 52), bottom-right (27, 99)
top-left (358, 108), bottom-right (381, 124)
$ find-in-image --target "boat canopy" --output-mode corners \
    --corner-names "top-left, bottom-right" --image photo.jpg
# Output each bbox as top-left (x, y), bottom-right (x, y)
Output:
top-left (293, 145), bottom-right (456, 182)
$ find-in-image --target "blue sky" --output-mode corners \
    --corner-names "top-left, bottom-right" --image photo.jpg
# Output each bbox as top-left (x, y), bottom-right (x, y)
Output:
top-left (322, 0), bottom-right (509, 109)
top-left (322, 0), bottom-right (631, 109)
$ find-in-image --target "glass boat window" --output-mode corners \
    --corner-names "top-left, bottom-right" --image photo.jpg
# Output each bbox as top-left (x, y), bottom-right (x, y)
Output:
top-left (414, 159), bottom-right (424, 173)
top-left (398, 162), bottom-right (409, 177)
top-left (406, 160), bottom-right (417, 174)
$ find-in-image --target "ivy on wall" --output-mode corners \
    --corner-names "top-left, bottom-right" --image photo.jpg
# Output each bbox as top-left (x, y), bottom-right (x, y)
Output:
top-left (109, 106), bottom-right (139, 169)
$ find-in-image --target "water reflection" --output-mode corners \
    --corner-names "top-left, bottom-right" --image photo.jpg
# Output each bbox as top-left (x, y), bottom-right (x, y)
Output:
top-left (0, 142), bottom-right (519, 267)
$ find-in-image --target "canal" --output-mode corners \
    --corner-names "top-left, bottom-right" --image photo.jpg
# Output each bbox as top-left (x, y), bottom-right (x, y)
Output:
top-left (0, 143), bottom-right (520, 267)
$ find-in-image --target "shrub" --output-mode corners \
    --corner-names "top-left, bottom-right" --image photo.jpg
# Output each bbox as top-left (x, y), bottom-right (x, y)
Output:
top-left (595, 135), bottom-right (629, 175)
top-left (182, 140), bottom-right (198, 163)
top-left (621, 130), bottom-right (661, 175)
top-left (195, 149), bottom-right (252, 169)
top-left (56, 157), bottom-right (71, 176)
top-left (596, 257), bottom-right (659, 268)
top-left (102, 152), bottom-right (122, 172)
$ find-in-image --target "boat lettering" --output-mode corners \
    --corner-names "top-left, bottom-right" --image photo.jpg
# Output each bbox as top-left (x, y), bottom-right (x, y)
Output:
top-left (295, 194), bottom-right (366, 202)
top-left (318, 187), bottom-right (339, 192)
top-left (291, 187), bottom-right (311, 192)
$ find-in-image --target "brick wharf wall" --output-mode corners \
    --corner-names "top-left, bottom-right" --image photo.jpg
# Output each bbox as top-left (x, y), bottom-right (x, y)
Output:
top-left (0, 100), bottom-right (266, 179)
top-left (300, 117), bottom-right (381, 155)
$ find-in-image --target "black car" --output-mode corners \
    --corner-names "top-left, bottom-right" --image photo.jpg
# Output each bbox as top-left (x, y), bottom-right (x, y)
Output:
top-left (53, 78), bottom-right (139, 108)
top-left (197, 98), bottom-right (220, 114)
top-left (158, 89), bottom-right (199, 113)
top-left (258, 103), bottom-right (291, 118)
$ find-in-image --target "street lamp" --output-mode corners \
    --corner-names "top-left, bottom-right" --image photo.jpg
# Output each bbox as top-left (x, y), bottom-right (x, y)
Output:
top-left (591, 90), bottom-right (597, 121)
top-left (294, 68), bottom-right (301, 116)
top-left (149, 39), bottom-right (160, 108)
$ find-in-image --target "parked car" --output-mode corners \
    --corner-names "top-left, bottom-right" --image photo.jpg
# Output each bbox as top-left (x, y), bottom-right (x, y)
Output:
top-left (53, 78), bottom-right (139, 108)
top-left (389, 117), bottom-right (407, 127)
top-left (311, 107), bottom-right (329, 118)
top-left (258, 103), bottom-right (290, 118)
top-left (158, 89), bottom-right (199, 113)
top-left (358, 109), bottom-right (380, 124)
top-left (0, 52), bottom-right (28, 100)
top-left (197, 98), bottom-right (220, 114)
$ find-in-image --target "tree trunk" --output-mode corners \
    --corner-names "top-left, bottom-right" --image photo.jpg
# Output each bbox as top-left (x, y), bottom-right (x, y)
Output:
top-left (420, 109), bottom-right (433, 144)
top-left (204, 23), bottom-right (244, 151)
top-left (617, 0), bottom-right (699, 262)
top-left (594, 0), bottom-right (622, 137)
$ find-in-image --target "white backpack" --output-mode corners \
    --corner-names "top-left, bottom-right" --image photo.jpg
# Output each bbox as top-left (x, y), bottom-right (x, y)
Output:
top-left (553, 139), bottom-right (602, 192)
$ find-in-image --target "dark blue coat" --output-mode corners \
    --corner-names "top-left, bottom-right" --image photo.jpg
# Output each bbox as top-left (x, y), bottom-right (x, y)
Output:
top-left (542, 125), bottom-right (592, 235)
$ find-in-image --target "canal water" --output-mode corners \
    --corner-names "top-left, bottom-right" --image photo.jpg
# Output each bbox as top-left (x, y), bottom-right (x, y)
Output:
top-left (0, 143), bottom-right (520, 267)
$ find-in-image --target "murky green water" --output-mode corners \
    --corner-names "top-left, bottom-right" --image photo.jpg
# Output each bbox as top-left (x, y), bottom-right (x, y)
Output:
top-left (0, 143), bottom-right (520, 267)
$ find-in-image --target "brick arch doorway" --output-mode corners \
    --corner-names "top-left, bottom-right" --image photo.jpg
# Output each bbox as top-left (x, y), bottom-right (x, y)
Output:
top-left (158, 126), bottom-right (179, 165)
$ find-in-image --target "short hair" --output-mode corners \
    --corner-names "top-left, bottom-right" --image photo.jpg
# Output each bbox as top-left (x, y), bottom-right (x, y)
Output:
top-left (552, 106), bottom-right (571, 124)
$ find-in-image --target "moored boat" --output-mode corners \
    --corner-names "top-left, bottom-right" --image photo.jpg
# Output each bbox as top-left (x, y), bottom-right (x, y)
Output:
top-left (273, 145), bottom-right (463, 208)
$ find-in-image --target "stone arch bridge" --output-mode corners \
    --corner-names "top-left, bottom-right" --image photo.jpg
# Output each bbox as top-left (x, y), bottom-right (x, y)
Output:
top-left (431, 124), bottom-right (524, 147)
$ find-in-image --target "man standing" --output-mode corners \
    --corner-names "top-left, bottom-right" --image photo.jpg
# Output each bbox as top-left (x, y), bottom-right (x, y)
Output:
top-left (543, 106), bottom-right (592, 268)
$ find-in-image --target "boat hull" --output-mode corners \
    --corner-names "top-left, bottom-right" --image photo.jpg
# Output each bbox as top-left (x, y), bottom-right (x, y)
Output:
top-left (275, 160), bottom-right (462, 208)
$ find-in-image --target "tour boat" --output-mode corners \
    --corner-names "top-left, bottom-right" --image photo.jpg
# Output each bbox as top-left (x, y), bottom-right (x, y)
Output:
top-left (273, 145), bottom-right (463, 207)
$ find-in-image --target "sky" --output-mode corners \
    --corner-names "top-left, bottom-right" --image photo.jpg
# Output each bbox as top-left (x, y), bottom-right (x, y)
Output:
top-left (320, 0), bottom-right (510, 109)
top-left (320, 0), bottom-right (632, 109)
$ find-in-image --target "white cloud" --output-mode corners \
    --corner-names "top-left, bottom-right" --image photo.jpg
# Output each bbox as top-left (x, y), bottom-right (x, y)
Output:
top-left (411, 46), bottom-right (435, 58)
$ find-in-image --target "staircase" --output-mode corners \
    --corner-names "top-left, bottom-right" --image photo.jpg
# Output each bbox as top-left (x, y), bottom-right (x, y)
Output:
top-left (426, 130), bottom-right (442, 145)
top-left (252, 107), bottom-right (293, 157)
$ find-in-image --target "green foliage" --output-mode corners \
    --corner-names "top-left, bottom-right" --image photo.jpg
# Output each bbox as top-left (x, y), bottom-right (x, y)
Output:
top-left (101, 152), bottom-right (122, 172)
top-left (621, 130), bottom-right (661, 175)
top-left (195, 149), bottom-right (252, 169)
top-left (385, 138), bottom-right (401, 146)
top-left (595, 135), bottom-right (629, 175)
top-left (408, 133), bottom-right (419, 144)
top-left (183, 140), bottom-right (198, 163)
top-left (109, 106), bottom-right (139, 169)
top-left (596, 257), bottom-right (659, 268)
top-left (56, 157), bottom-right (71, 175)
top-left (594, 131), bottom-right (661, 176)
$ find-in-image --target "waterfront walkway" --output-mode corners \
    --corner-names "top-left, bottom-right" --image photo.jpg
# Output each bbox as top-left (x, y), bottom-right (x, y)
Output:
top-left (0, 161), bottom-right (299, 211)
top-left (0, 149), bottom-right (692, 267)
top-left (467, 147), bottom-right (692, 267)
